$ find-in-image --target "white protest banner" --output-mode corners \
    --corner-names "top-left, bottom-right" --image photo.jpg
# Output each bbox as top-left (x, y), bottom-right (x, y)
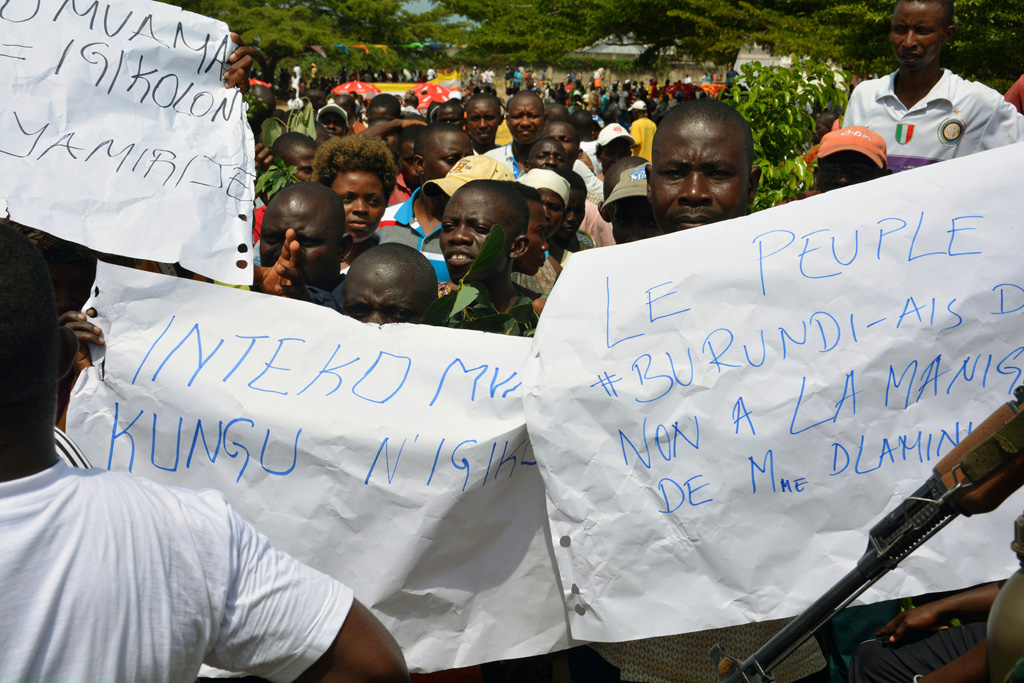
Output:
top-left (67, 263), bottom-right (572, 671)
top-left (1, 0), bottom-right (254, 284)
top-left (524, 144), bottom-right (1024, 643)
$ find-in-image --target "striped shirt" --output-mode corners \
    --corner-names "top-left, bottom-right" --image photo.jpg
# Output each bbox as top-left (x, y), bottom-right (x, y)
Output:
top-left (55, 427), bottom-right (92, 469)
top-left (376, 188), bottom-right (451, 281)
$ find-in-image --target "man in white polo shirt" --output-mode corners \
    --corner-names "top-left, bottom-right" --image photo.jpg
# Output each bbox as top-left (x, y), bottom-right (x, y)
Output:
top-left (845, 0), bottom-right (1024, 173)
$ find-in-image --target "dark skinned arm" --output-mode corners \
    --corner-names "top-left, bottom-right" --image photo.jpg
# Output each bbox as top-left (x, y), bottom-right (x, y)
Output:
top-left (876, 583), bottom-right (1002, 643)
top-left (293, 600), bottom-right (409, 683)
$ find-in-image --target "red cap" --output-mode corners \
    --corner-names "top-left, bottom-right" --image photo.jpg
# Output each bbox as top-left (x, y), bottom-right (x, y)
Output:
top-left (818, 126), bottom-right (887, 169)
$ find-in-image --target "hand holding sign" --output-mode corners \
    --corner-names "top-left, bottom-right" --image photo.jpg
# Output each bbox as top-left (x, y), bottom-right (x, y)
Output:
top-left (224, 33), bottom-right (256, 93)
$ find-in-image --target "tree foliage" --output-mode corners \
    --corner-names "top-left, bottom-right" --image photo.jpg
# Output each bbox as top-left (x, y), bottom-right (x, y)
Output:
top-left (434, 0), bottom-right (1021, 90)
top-left (421, 226), bottom-right (538, 336)
top-left (722, 60), bottom-right (849, 212)
top-left (177, 0), bottom-right (451, 80)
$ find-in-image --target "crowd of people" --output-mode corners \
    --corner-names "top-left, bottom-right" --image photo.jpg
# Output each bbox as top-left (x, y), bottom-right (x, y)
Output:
top-left (3, 0), bottom-right (1024, 681)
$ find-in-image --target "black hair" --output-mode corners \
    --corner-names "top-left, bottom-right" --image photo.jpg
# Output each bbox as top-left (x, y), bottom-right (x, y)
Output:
top-left (896, 0), bottom-right (953, 26)
top-left (414, 122), bottom-right (468, 157)
top-left (0, 223), bottom-right (59, 409)
top-left (399, 124), bottom-right (423, 147)
top-left (268, 182), bottom-right (347, 233)
top-left (528, 137), bottom-right (566, 155)
top-left (456, 180), bottom-right (529, 238)
top-left (348, 242), bottom-right (437, 295)
top-left (313, 135), bottom-right (398, 197)
top-left (368, 93), bottom-right (402, 118)
top-left (656, 98), bottom-right (756, 168)
top-left (466, 93), bottom-right (502, 113)
top-left (552, 168), bottom-right (586, 194)
top-left (543, 120), bottom-right (580, 142)
top-left (437, 100), bottom-right (465, 116)
top-left (507, 90), bottom-right (544, 111)
top-left (569, 108), bottom-right (596, 134)
top-left (508, 183), bottom-right (543, 206)
top-left (270, 131), bottom-right (315, 159)
top-left (544, 103), bottom-right (570, 122)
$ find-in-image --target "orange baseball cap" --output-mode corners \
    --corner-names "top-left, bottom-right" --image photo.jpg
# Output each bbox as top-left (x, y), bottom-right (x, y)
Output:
top-left (818, 126), bottom-right (888, 169)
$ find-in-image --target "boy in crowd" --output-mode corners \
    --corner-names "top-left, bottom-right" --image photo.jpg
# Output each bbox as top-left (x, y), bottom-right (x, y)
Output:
top-left (439, 180), bottom-right (531, 312)
top-left (377, 123), bottom-right (474, 280)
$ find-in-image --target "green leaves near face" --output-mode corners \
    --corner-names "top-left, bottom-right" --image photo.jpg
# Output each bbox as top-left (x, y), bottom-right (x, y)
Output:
top-left (422, 225), bottom-right (538, 337)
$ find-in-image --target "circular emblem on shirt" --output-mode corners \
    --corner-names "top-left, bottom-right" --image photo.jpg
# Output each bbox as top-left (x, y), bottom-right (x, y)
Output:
top-left (938, 118), bottom-right (965, 146)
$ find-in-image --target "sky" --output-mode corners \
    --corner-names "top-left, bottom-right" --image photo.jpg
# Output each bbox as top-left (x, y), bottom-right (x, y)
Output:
top-left (405, 0), bottom-right (432, 13)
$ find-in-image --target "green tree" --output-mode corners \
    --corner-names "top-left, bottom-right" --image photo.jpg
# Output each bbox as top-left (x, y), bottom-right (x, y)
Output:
top-left (177, 0), bottom-right (450, 82)
top-left (435, 0), bottom-right (1021, 91)
top-left (722, 59), bottom-right (849, 212)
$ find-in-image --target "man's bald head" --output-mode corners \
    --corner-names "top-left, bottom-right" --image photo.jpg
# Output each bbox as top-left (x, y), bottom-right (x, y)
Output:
top-left (368, 94), bottom-right (402, 120)
top-left (508, 90), bottom-right (543, 111)
top-left (260, 183), bottom-right (348, 291)
top-left (569, 108), bottom-right (598, 142)
top-left (545, 103), bottom-right (570, 122)
top-left (654, 99), bottom-right (755, 168)
top-left (342, 243), bottom-right (438, 325)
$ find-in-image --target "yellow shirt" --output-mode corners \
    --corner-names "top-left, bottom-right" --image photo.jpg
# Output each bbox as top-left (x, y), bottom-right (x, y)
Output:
top-left (631, 116), bottom-right (658, 162)
top-left (495, 121), bottom-right (513, 146)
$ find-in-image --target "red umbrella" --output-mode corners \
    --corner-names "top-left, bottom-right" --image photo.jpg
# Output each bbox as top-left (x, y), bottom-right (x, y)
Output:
top-left (331, 81), bottom-right (382, 95)
top-left (249, 78), bottom-right (272, 87)
top-left (411, 82), bottom-right (452, 109)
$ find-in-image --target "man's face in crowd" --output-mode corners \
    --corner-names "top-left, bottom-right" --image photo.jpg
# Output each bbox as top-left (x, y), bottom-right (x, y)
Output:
top-left (417, 129), bottom-right (473, 182)
top-left (543, 122), bottom-right (580, 164)
top-left (816, 151), bottom-right (890, 193)
top-left (440, 186), bottom-right (525, 283)
top-left (812, 113), bottom-right (837, 146)
top-left (506, 95), bottom-right (546, 146)
top-left (399, 138), bottom-right (419, 187)
top-left (49, 262), bottom-right (96, 314)
top-left (526, 140), bottom-right (567, 170)
top-left (536, 188), bottom-right (565, 238)
top-left (514, 200), bottom-right (550, 276)
top-left (558, 187), bottom-right (586, 240)
top-left (279, 146), bottom-right (316, 182)
top-left (329, 171), bottom-right (387, 244)
top-left (466, 99), bottom-right (501, 148)
top-left (260, 193), bottom-right (345, 291)
top-left (342, 266), bottom-right (435, 325)
top-left (891, 1), bottom-right (955, 73)
top-left (597, 138), bottom-right (632, 172)
top-left (319, 112), bottom-right (347, 138)
top-left (604, 196), bottom-right (659, 245)
top-left (436, 102), bottom-right (465, 128)
top-left (647, 119), bottom-right (759, 233)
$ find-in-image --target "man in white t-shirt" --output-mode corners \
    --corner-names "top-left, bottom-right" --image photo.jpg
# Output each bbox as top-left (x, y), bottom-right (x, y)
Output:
top-left (0, 223), bottom-right (408, 683)
top-left (845, 0), bottom-right (1024, 172)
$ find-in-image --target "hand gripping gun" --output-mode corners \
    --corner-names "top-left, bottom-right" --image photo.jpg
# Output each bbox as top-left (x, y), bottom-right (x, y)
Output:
top-left (711, 387), bottom-right (1024, 683)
